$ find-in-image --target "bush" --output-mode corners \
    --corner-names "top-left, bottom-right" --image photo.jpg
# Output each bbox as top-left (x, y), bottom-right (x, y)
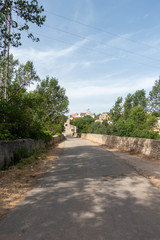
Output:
top-left (0, 129), bottom-right (16, 140)
top-left (32, 130), bottom-right (53, 143)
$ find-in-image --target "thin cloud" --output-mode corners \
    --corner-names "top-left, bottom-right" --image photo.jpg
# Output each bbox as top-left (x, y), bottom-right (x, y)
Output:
top-left (66, 76), bottom-right (156, 100)
top-left (11, 38), bottom-right (89, 62)
top-left (107, 33), bottom-right (134, 47)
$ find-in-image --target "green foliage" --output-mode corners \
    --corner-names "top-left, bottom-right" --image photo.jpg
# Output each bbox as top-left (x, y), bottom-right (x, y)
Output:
top-left (132, 89), bottom-right (147, 109)
top-left (0, 0), bottom-right (46, 51)
top-left (123, 93), bottom-right (133, 119)
top-left (32, 130), bottom-right (53, 143)
top-left (13, 60), bottom-right (40, 91)
top-left (149, 78), bottom-right (160, 112)
top-left (71, 116), bottom-right (94, 133)
top-left (109, 97), bottom-right (123, 123)
top-left (106, 89), bottom-right (158, 139)
top-left (0, 55), bottom-right (69, 141)
top-left (0, 128), bottom-right (15, 140)
top-left (87, 122), bottom-right (111, 135)
top-left (33, 76), bottom-right (69, 134)
top-left (0, 90), bottom-right (40, 139)
top-left (115, 106), bottom-right (158, 139)
top-left (152, 111), bottom-right (160, 117)
top-left (54, 133), bottom-right (62, 136)
top-left (78, 86), bottom-right (159, 139)
top-left (0, 54), bottom-right (40, 100)
top-left (123, 90), bottom-right (148, 119)
top-left (0, 1), bottom-right (45, 100)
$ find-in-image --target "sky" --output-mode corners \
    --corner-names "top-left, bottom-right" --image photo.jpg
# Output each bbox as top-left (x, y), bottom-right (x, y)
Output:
top-left (11, 0), bottom-right (160, 115)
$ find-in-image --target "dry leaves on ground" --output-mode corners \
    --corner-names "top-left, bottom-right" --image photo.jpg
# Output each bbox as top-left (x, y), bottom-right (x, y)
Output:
top-left (0, 141), bottom-right (64, 220)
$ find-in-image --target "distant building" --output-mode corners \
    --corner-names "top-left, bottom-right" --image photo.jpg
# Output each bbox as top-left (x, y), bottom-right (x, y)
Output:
top-left (70, 109), bottom-right (95, 120)
top-left (95, 112), bottom-right (111, 124)
top-left (86, 109), bottom-right (95, 118)
top-left (63, 118), bottom-right (78, 136)
top-left (71, 113), bottom-right (79, 120)
top-left (99, 113), bottom-right (109, 121)
top-left (80, 112), bottom-right (86, 118)
top-left (95, 119), bottom-right (103, 124)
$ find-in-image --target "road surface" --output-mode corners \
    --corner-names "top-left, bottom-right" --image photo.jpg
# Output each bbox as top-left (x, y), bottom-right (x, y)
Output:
top-left (0, 137), bottom-right (160, 240)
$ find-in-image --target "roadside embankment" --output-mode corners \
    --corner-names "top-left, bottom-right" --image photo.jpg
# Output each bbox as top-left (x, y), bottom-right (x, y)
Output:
top-left (81, 133), bottom-right (160, 160)
top-left (0, 135), bottom-right (65, 168)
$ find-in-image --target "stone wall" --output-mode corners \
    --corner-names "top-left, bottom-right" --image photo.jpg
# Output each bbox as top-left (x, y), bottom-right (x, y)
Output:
top-left (0, 135), bottom-right (65, 168)
top-left (81, 133), bottom-right (160, 160)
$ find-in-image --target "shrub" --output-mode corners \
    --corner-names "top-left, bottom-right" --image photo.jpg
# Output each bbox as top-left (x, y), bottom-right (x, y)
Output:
top-left (32, 130), bottom-right (53, 143)
top-left (0, 129), bottom-right (16, 140)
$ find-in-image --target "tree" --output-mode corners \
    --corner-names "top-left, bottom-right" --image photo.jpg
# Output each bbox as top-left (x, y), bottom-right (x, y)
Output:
top-left (35, 77), bottom-right (69, 134)
top-left (0, 55), bottom-right (42, 139)
top-left (0, 90), bottom-right (40, 139)
top-left (0, 0), bottom-right (46, 99)
top-left (132, 89), bottom-right (147, 109)
top-left (109, 97), bottom-right (123, 123)
top-left (71, 116), bottom-right (94, 133)
top-left (122, 106), bottom-right (158, 139)
top-left (0, 54), bottom-right (39, 99)
top-left (149, 78), bottom-right (160, 113)
top-left (0, 54), bottom-right (18, 97)
top-left (0, 0), bottom-right (46, 50)
top-left (107, 94), bottom-right (158, 139)
top-left (123, 93), bottom-right (133, 119)
top-left (11, 60), bottom-right (40, 95)
top-left (87, 121), bottom-right (111, 135)
top-left (0, 55), bottom-right (69, 140)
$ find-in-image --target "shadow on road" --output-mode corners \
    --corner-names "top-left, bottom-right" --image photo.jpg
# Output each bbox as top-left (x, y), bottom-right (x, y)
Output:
top-left (0, 137), bottom-right (160, 240)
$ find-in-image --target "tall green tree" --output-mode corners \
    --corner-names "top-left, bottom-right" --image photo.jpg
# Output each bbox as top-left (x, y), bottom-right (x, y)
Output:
top-left (35, 77), bottom-right (69, 134)
top-left (109, 106), bottom-right (158, 139)
top-left (149, 78), bottom-right (160, 113)
top-left (0, 56), bottom-right (69, 140)
top-left (124, 106), bottom-right (158, 139)
top-left (0, 55), bottom-right (41, 139)
top-left (11, 60), bottom-right (40, 95)
top-left (0, 0), bottom-right (46, 99)
top-left (132, 89), bottom-right (147, 109)
top-left (0, 90), bottom-right (39, 139)
top-left (0, 0), bottom-right (45, 50)
top-left (123, 93), bottom-right (133, 119)
top-left (109, 97), bottom-right (123, 123)
top-left (0, 54), bottom-right (39, 99)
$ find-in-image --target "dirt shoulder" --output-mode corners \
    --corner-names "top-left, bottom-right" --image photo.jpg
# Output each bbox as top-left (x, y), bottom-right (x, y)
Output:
top-left (0, 141), bottom-right (64, 220)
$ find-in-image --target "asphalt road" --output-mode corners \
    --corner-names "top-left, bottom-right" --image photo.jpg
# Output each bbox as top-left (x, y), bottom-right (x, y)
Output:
top-left (0, 137), bottom-right (160, 240)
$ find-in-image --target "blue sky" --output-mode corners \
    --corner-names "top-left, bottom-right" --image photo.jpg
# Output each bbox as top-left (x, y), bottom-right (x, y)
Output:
top-left (11, 0), bottom-right (160, 114)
